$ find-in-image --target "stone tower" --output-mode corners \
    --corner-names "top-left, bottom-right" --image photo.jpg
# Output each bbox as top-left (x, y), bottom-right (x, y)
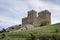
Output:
top-left (38, 10), bottom-right (51, 24)
top-left (28, 10), bottom-right (37, 18)
top-left (27, 10), bottom-right (38, 25)
top-left (22, 10), bottom-right (38, 26)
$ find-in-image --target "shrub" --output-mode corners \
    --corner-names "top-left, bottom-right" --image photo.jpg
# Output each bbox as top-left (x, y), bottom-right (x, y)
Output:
top-left (0, 30), bottom-right (2, 33)
top-left (2, 28), bottom-right (6, 32)
top-left (51, 35), bottom-right (57, 40)
top-left (40, 20), bottom-right (50, 26)
top-left (55, 29), bottom-right (59, 33)
top-left (27, 33), bottom-right (36, 40)
top-left (30, 33), bottom-right (36, 40)
top-left (1, 33), bottom-right (6, 39)
top-left (0, 28), bottom-right (6, 33)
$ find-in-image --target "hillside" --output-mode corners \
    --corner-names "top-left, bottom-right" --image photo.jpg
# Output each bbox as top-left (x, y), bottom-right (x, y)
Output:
top-left (0, 23), bottom-right (60, 40)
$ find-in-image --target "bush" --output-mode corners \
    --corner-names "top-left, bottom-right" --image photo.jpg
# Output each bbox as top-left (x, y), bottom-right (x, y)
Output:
top-left (2, 28), bottom-right (6, 32)
top-left (51, 35), bottom-right (57, 40)
top-left (27, 33), bottom-right (36, 40)
top-left (1, 33), bottom-right (6, 39)
top-left (30, 33), bottom-right (36, 40)
top-left (0, 28), bottom-right (6, 33)
top-left (0, 30), bottom-right (2, 33)
top-left (55, 29), bottom-right (59, 33)
top-left (40, 20), bottom-right (50, 26)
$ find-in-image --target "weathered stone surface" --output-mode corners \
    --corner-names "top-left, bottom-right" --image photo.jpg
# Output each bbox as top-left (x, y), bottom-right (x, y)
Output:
top-left (6, 24), bottom-right (21, 31)
top-left (6, 24), bottom-right (34, 32)
top-left (22, 10), bottom-right (51, 27)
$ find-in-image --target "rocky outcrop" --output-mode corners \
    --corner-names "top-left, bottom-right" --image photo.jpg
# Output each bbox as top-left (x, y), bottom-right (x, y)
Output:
top-left (6, 24), bottom-right (21, 31)
top-left (6, 24), bottom-right (34, 32)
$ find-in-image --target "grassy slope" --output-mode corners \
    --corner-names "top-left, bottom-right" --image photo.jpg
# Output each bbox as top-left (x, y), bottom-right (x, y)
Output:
top-left (9, 23), bottom-right (60, 35)
top-left (1, 23), bottom-right (60, 40)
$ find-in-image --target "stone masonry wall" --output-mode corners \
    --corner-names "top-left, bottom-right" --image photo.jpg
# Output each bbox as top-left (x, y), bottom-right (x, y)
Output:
top-left (22, 10), bottom-right (51, 27)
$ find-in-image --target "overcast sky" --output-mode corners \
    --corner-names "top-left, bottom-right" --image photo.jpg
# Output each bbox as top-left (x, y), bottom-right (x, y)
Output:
top-left (0, 0), bottom-right (60, 29)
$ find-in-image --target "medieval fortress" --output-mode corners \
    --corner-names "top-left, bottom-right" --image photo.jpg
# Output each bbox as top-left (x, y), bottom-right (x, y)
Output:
top-left (22, 10), bottom-right (51, 27)
top-left (6, 10), bottom-right (51, 31)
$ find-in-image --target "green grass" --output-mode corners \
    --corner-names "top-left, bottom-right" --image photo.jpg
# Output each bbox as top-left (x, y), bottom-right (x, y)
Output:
top-left (8, 23), bottom-right (60, 35)
top-left (0, 23), bottom-right (60, 40)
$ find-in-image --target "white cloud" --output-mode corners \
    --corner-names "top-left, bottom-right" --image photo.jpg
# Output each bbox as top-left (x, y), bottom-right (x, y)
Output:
top-left (0, 0), bottom-right (60, 29)
top-left (26, 0), bottom-right (60, 24)
top-left (0, 15), bottom-right (20, 28)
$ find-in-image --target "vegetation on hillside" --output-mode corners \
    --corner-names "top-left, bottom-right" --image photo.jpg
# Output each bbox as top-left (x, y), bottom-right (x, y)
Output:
top-left (40, 20), bottom-right (50, 26)
top-left (0, 23), bottom-right (60, 40)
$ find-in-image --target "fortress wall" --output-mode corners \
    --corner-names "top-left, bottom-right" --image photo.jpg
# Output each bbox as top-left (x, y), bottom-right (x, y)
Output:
top-left (33, 17), bottom-right (40, 27)
top-left (22, 10), bottom-right (51, 27)
top-left (22, 17), bottom-right (28, 24)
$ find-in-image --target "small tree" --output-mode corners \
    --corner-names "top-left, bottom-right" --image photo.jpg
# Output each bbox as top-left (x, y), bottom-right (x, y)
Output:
top-left (0, 30), bottom-right (2, 33)
top-left (0, 28), bottom-right (6, 33)
top-left (2, 28), bottom-right (6, 32)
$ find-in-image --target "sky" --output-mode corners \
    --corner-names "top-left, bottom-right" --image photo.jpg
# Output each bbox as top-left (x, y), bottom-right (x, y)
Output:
top-left (0, 0), bottom-right (60, 30)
